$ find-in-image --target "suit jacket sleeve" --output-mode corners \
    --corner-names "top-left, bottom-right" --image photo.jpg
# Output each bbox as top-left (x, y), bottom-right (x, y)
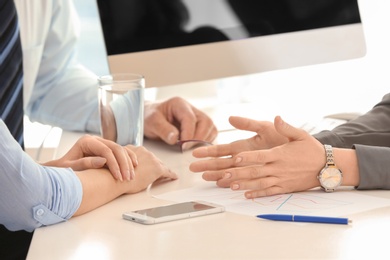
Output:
top-left (314, 93), bottom-right (390, 189)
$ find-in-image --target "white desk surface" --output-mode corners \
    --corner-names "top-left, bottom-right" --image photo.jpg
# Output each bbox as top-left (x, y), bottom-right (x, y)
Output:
top-left (27, 128), bottom-right (390, 260)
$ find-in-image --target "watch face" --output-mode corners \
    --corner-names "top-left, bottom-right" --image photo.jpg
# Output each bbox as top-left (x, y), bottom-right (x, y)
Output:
top-left (319, 166), bottom-right (343, 189)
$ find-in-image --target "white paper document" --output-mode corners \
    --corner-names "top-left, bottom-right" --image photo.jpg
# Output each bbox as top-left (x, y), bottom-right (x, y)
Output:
top-left (155, 183), bottom-right (390, 217)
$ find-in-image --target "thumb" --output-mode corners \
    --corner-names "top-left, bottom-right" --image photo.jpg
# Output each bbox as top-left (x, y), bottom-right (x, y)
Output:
top-left (145, 112), bottom-right (179, 145)
top-left (156, 120), bottom-right (180, 145)
top-left (273, 116), bottom-right (306, 142)
top-left (68, 157), bottom-right (107, 171)
top-left (90, 157), bottom-right (107, 168)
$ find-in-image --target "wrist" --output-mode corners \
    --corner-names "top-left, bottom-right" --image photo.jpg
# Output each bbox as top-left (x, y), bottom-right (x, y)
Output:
top-left (333, 148), bottom-right (360, 186)
top-left (74, 168), bottom-right (126, 216)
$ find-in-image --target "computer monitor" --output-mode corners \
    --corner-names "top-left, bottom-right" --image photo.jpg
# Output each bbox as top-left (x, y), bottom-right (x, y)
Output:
top-left (96, 0), bottom-right (366, 89)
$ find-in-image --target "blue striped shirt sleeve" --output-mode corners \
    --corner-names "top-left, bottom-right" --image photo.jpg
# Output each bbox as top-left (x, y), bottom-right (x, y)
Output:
top-left (0, 120), bottom-right (82, 232)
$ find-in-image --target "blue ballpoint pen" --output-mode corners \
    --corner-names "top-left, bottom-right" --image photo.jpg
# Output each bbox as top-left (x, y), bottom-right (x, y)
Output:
top-left (257, 214), bottom-right (352, 225)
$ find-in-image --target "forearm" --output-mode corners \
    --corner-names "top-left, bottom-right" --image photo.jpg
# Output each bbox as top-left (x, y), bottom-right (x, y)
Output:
top-left (27, 65), bottom-right (101, 133)
top-left (74, 168), bottom-right (128, 216)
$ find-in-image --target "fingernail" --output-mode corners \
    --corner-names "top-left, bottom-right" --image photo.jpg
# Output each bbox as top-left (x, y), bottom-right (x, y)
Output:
top-left (92, 157), bottom-right (106, 167)
top-left (167, 132), bottom-right (176, 143)
top-left (232, 184), bottom-right (240, 190)
top-left (126, 170), bottom-right (131, 181)
top-left (245, 193), bottom-right (252, 199)
top-left (130, 170), bottom-right (135, 180)
top-left (117, 171), bottom-right (123, 182)
top-left (181, 142), bottom-right (190, 151)
top-left (224, 172), bottom-right (232, 179)
top-left (277, 116), bottom-right (286, 127)
top-left (235, 157), bottom-right (242, 164)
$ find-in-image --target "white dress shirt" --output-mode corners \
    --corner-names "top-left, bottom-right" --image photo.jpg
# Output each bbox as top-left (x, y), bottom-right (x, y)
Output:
top-left (15, 0), bottom-right (136, 145)
top-left (15, 0), bottom-right (102, 133)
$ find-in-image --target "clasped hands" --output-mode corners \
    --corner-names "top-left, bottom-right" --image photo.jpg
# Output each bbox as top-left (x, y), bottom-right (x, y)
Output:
top-left (190, 116), bottom-right (327, 199)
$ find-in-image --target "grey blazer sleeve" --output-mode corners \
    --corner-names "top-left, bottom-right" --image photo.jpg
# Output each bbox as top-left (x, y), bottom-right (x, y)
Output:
top-left (353, 144), bottom-right (390, 189)
top-left (313, 93), bottom-right (390, 189)
top-left (314, 93), bottom-right (390, 148)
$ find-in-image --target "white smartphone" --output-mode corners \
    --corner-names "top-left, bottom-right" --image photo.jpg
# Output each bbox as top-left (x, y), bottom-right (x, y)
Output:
top-left (122, 201), bottom-right (225, 225)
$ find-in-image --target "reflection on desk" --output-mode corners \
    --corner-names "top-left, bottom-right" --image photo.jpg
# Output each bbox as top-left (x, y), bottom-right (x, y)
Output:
top-left (28, 130), bottom-right (390, 260)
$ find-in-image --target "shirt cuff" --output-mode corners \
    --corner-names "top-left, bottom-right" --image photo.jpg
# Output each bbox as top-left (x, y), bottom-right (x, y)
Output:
top-left (33, 204), bottom-right (67, 226)
top-left (36, 167), bottom-right (83, 227)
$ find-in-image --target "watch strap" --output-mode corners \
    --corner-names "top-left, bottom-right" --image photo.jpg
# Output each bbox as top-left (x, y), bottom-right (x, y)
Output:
top-left (324, 144), bottom-right (335, 167)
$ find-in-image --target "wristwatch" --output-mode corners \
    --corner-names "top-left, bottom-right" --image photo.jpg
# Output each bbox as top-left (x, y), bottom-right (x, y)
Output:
top-left (317, 144), bottom-right (343, 192)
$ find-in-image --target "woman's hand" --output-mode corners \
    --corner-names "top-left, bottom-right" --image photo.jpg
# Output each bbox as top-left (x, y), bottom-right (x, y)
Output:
top-left (190, 116), bottom-right (325, 198)
top-left (190, 116), bottom-right (288, 160)
top-left (122, 145), bottom-right (178, 194)
top-left (74, 145), bottom-right (177, 216)
top-left (42, 135), bottom-right (138, 181)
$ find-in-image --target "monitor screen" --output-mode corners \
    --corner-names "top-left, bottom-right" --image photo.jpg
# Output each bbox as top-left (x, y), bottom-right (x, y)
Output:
top-left (96, 0), bottom-right (366, 88)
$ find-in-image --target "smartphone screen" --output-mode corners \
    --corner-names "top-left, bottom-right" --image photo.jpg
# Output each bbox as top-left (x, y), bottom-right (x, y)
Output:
top-left (122, 201), bottom-right (224, 224)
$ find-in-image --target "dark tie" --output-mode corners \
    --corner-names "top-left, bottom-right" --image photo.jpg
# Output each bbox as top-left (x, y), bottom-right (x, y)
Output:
top-left (0, 1), bottom-right (33, 259)
top-left (0, 0), bottom-right (24, 147)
